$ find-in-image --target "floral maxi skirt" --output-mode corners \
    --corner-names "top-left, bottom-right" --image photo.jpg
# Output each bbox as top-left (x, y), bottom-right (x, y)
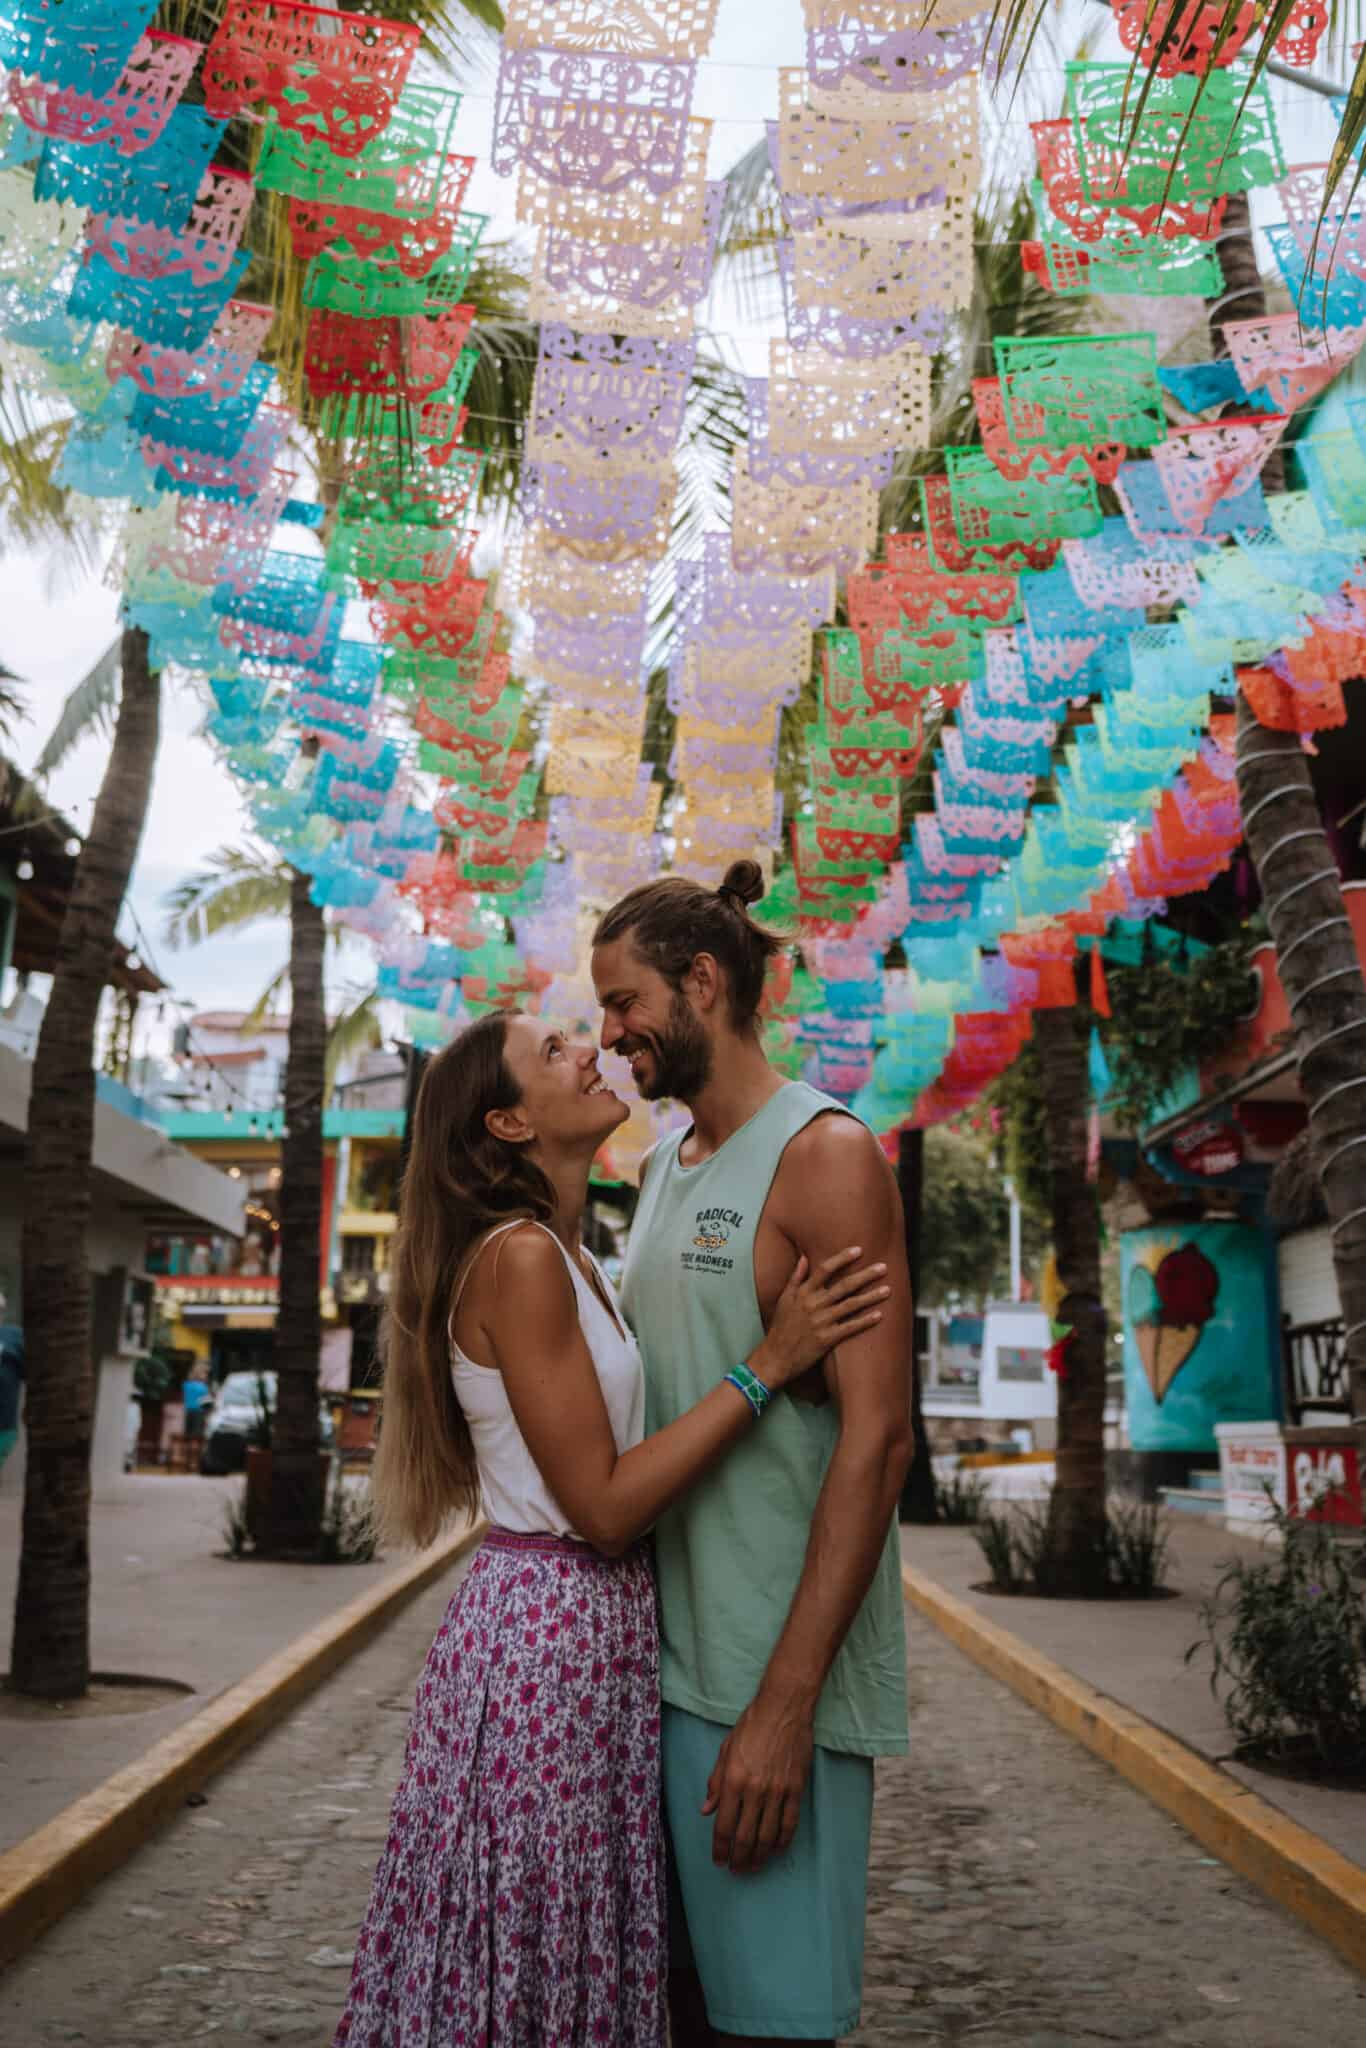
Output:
top-left (333, 1528), bottom-right (667, 2048)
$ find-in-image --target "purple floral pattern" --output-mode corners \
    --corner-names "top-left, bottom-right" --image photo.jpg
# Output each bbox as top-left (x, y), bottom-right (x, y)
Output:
top-left (333, 1530), bottom-right (666, 2048)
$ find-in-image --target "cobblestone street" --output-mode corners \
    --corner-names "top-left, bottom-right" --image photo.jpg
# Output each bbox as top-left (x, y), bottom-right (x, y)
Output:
top-left (3, 1570), bottom-right (1361, 2048)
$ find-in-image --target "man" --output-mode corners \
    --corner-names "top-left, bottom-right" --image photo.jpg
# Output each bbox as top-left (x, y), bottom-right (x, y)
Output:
top-left (592, 862), bottom-right (913, 2048)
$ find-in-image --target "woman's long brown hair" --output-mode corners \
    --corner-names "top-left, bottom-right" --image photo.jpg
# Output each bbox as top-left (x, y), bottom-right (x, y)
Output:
top-left (372, 1011), bottom-right (555, 1548)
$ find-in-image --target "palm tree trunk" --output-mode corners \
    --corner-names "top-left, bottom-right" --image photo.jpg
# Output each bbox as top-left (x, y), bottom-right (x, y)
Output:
top-left (1210, 197), bottom-right (1366, 1424)
top-left (10, 627), bottom-right (160, 1697)
top-left (897, 1127), bottom-right (938, 1521)
top-left (263, 867), bottom-right (326, 1554)
top-left (1034, 1002), bottom-right (1109, 1594)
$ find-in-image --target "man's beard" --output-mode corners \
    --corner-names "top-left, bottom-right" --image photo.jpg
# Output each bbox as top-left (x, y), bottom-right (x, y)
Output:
top-left (633, 991), bottom-right (712, 1102)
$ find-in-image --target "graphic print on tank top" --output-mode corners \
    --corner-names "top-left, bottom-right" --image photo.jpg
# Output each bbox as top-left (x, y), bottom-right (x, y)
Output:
top-left (685, 1202), bottom-right (748, 1271)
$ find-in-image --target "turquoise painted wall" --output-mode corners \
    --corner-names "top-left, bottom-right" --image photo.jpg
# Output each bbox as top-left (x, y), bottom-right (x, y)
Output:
top-left (162, 1107), bottom-right (405, 1142)
top-left (1122, 1220), bottom-right (1279, 1452)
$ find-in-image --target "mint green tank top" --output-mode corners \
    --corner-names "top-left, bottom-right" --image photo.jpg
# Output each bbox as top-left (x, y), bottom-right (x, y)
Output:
top-left (620, 1081), bottom-right (908, 1757)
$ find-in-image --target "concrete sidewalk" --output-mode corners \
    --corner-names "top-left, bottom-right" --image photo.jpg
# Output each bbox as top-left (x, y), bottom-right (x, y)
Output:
top-left (0, 1472), bottom-right (450, 1855)
top-left (900, 1515), bottom-right (1366, 1873)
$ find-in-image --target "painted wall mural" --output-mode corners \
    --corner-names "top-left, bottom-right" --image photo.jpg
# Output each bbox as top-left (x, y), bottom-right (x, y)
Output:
top-left (1122, 1221), bottom-right (1279, 1452)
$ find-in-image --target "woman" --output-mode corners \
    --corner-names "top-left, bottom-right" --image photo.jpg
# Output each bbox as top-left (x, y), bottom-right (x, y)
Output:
top-left (333, 1010), bottom-right (889, 2048)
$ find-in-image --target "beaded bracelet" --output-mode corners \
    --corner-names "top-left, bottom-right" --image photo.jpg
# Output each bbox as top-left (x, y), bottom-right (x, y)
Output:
top-left (724, 1359), bottom-right (772, 1420)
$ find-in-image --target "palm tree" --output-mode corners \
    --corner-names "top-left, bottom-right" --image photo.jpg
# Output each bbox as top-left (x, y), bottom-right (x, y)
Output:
top-left (1205, 199), bottom-right (1366, 1426)
top-left (11, 627), bottom-right (159, 1697)
top-left (164, 846), bottom-right (379, 1553)
top-left (1031, 1001), bottom-right (1108, 1590)
top-left (5, 0), bottom-right (513, 1696)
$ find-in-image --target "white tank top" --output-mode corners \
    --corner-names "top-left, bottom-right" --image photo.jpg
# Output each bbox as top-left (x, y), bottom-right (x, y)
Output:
top-left (449, 1220), bottom-right (646, 1538)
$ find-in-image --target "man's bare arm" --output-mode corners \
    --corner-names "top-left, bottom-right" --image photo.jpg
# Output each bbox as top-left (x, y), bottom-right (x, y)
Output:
top-left (705, 1116), bottom-right (912, 1874)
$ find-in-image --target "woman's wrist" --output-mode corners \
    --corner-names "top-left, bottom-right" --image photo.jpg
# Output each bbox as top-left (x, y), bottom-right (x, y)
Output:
top-left (747, 1336), bottom-right (783, 1389)
top-left (725, 1357), bottom-right (773, 1420)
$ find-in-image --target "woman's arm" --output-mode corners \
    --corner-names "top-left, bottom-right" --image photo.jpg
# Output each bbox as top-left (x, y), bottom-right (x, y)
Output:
top-left (482, 1225), bottom-right (888, 1557)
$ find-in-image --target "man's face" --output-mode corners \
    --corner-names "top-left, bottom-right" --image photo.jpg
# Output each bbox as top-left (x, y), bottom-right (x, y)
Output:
top-left (592, 935), bottom-right (713, 1104)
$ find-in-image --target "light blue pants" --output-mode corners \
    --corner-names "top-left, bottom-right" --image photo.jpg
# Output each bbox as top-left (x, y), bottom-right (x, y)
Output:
top-left (662, 1704), bottom-right (874, 2040)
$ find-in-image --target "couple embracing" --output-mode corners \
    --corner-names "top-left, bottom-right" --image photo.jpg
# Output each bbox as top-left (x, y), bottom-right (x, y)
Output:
top-left (334, 863), bottom-right (913, 2048)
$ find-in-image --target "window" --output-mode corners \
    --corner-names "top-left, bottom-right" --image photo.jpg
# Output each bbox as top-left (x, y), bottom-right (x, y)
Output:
top-left (997, 1346), bottom-right (1046, 1383)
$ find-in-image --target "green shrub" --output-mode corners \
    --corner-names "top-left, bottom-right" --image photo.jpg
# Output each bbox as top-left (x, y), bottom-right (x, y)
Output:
top-left (975, 1509), bottom-right (1023, 1592)
top-left (935, 1469), bottom-right (991, 1525)
top-left (1187, 1499), bottom-right (1366, 1769)
top-left (318, 1458), bottom-right (379, 1564)
top-left (1106, 1496), bottom-right (1171, 1598)
top-left (972, 1489), bottom-right (1172, 1599)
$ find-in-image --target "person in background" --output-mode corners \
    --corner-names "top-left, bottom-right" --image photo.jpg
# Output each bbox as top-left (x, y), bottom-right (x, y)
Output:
top-left (181, 1366), bottom-right (211, 1445)
top-left (0, 1297), bottom-right (24, 1475)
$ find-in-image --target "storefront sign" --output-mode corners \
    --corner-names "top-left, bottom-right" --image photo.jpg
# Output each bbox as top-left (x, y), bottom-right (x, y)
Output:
top-left (1285, 1435), bottom-right (1364, 1527)
top-left (157, 1277), bottom-right (278, 1308)
top-left (1215, 1422), bottom-right (1287, 1524)
top-left (1171, 1118), bottom-right (1244, 1178)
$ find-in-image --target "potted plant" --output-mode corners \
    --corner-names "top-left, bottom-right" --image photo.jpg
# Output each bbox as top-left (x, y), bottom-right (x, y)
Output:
top-left (132, 1351), bottom-right (173, 1468)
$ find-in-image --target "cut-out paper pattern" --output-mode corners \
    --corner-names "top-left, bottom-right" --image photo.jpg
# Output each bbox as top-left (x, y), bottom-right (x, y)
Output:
top-left (202, 0), bottom-right (420, 156)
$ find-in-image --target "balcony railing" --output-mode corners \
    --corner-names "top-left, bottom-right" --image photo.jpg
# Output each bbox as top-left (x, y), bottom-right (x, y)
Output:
top-left (1283, 1316), bottom-right (1350, 1424)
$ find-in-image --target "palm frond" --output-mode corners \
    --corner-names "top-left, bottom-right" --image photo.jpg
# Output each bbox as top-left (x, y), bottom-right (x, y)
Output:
top-left (712, 137), bottom-right (785, 317)
top-left (326, 988), bottom-right (382, 1094)
top-left (0, 668), bottom-right (24, 743)
top-left (0, 367), bottom-right (97, 565)
top-left (31, 637), bottom-right (122, 780)
top-left (163, 843), bottom-right (291, 949)
top-left (245, 958), bottom-right (291, 1030)
top-left (463, 268), bottom-right (539, 513)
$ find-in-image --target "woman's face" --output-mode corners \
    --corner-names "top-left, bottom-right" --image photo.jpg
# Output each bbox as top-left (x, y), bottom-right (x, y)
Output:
top-left (497, 1014), bottom-right (629, 1155)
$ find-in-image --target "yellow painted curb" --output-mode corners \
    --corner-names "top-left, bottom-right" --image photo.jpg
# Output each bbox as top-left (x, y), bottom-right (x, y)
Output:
top-left (0, 1519), bottom-right (486, 1973)
top-left (902, 1562), bottom-right (1366, 1977)
top-left (956, 1448), bottom-right (1055, 1469)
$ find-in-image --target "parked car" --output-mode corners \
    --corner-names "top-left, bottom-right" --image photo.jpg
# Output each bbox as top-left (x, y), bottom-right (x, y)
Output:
top-left (199, 1370), bottom-right (335, 1475)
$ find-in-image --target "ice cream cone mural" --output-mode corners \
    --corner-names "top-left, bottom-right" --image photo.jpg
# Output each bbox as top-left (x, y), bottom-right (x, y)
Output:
top-left (1127, 1239), bottom-right (1220, 1404)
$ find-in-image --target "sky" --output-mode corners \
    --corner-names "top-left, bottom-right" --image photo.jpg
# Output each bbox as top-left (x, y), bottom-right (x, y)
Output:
top-left (0, 0), bottom-right (1346, 1052)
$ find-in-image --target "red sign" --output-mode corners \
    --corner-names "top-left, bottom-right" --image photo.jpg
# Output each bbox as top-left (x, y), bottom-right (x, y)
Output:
top-left (1286, 1440), bottom-right (1364, 1527)
top-left (1171, 1118), bottom-right (1244, 1178)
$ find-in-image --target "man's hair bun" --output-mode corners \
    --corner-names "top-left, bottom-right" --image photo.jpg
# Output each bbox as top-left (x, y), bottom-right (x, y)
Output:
top-left (719, 858), bottom-right (765, 909)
